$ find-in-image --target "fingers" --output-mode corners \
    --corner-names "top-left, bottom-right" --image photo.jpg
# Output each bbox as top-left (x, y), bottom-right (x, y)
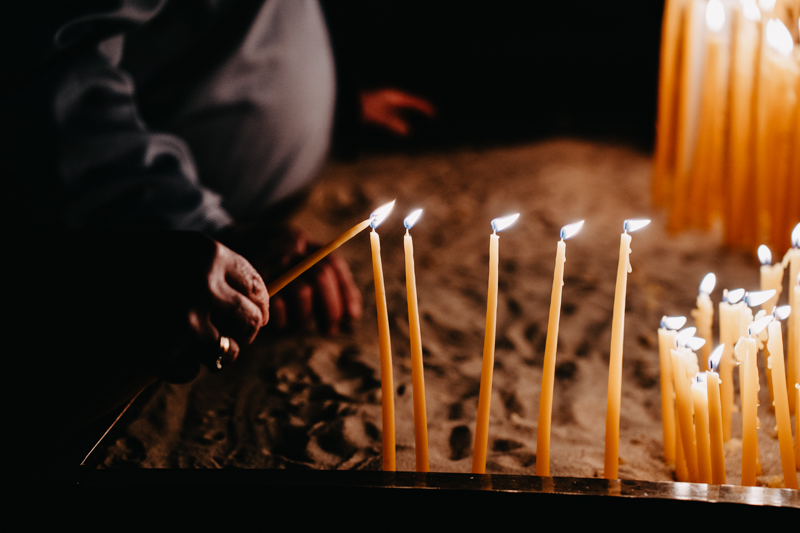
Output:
top-left (224, 249), bottom-right (269, 327)
top-left (327, 253), bottom-right (363, 321)
top-left (312, 263), bottom-right (344, 335)
top-left (187, 309), bottom-right (241, 372)
top-left (382, 89), bottom-right (436, 117)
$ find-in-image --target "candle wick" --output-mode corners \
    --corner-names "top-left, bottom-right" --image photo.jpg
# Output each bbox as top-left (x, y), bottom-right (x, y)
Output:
top-left (406, 228), bottom-right (410, 237)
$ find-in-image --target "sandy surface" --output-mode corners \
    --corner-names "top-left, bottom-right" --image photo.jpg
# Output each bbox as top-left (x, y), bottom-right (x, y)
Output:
top-left (88, 139), bottom-right (799, 488)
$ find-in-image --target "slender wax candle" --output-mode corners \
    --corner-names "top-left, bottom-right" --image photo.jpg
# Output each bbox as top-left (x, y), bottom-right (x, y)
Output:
top-left (692, 374), bottom-right (712, 484)
top-left (472, 213), bottom-right (519, 474)
top-left (737, 318), bottom-right (767, 486)
top-left (766, 311), bottom-right (798, 489)
top-left (403, 209), bottom-right (429, 473)
top-left (783, 225), bottom-right (800, 415)
top-left (707, 344), bottom-right (726, 484)
top-left (657, 316), bottom-right (686, 465)
top-left (692, 273), bottom-right (716, 371)
top-left (537, 220), bottom-right (584, 476)
top-left (719, 288), bottom-right (746, 441)
top-left (605, 219), bottom-right (650, 480)
top-left (369, 201), bottom-right (397, 471)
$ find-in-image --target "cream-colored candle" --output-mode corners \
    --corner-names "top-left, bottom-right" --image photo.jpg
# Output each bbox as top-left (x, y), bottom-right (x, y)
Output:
top-left (766, 316), bottom-right (799, 488)
top-left (675, 410), bottom-right (689, 481)
top-left (692, 273), bottom-right (716, 371)
top-left (737, 335), bottom-right (759, 486)
top-left (472, 214), bottom-right (519, 474)
top-left (654, 0), bottom-right (690, 208)
top-left (267, 202), bottom-right (395, 296)
top-left (706, 345), bottom-right (726, 485)
top-left (784, 234), bottom-right (799, 415)
top-left (719, 291), bottom-right (746, 441)
top-left (672, 346), bottom-right (700, 482)
top-left (403, 209), bottom-right (428, 473)
top-left (658, 318), bottom-right (684, 465)
top-left (369, 207), bottom-right (396, 472)
top-left (796, 382), bottom-right (799, 470)
top-left (724, 0), bottom-right (761, 247)
top-left (758, 245), bottom-right (784, 312)
top-left (537, 221), bottom-right (583, 476)
top-left (604, 219), bottom-right (649, 479)
top-left (692, 374), bottom-right (713, 484)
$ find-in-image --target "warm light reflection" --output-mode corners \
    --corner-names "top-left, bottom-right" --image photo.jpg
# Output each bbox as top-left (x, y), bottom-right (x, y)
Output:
top-left (745, 289), bottom-right (776, 307)
top-left (560, 220), bottom-right (584, 240)
top-left (708, 344), bottom-right (725, 372)
top-left (699, 273), bottom-right (716, 295)
top-left (403, 209), bottom-right (423, 230)
top-left (766, 19), bottom-right (793, 56)
top-left (706, 0), bottom-right (725, 31)
top-left (623, 219), bottom-right (650, 233)
top-left (661, 315), bottom-right (687, 330)
top-left (370, 200), bottom-right (396, 229)
top-left (741, 0), bottom-right (761, 21)
top-left (757, 244), bottom-right (772, 265)
top-left (491, 213), bottom-right (520, 233)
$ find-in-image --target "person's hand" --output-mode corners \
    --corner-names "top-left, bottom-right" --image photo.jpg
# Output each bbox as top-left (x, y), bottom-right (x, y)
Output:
top-left (218, 225), bottom-right (362, 335)
top-left (360, 88), bottom-right (435, 136)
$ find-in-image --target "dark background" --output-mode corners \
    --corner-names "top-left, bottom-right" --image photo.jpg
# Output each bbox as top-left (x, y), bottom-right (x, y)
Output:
top-left (322, 1), bottom-right (664, 153)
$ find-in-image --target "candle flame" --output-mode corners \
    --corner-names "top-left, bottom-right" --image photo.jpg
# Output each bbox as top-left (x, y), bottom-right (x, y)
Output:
top-left (757, 244), bottom-right (772, 265)
top-left (741, 0), bottom-right (761, 21)
top-left (766, 19), bottom-right (793, 56)
top-left (560, 220), bottom-right (584, 240)
top-left (708, 344), bottom-right (724, 372)
top-left (724, 288), bottom-right (745, 304)
top-left (491, 213), bottom-right (520, 233)
top-left (744, 289), bottom-right (776, 307)
top-left (623, 219), bottom-right (650, 233)
top-left (748, 314), bottom-right (773, 337)
top-left (773, 305), bottom-right (791, 321)
top-left (403, 208), bottom-right (423, 230)
top-left (706, 0), bottom-right (725, 31)
top-left (370, 200), bottom-right (396, 229)
top-left (695, 372), bottom-right (708, 384)
top-left (677, 327), bottom-right (697, 346)
top-left (685, 337), bottom-right (707, 352)
top-left (757, 0), bottom-right (776, 12)
top-left (699, 273), bottom-right (716, 295)
top-left (661, 315), bottom-right (687, 330)
top-left (792, 223), bottom-right (799, 248)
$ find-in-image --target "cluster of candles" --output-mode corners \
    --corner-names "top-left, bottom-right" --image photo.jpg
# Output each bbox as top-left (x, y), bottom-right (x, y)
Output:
top-left (657, 224), bottom-right (800, 488)
top-left (653, 0), bottom-right (800, 256)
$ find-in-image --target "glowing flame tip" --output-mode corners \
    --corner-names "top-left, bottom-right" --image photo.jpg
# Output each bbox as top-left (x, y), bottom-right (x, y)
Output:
top-left (757, 245), bottom-right (772, 265)
top-left (792, 223), bottom-right (799, 248)
top-left (369, 200), bottom-right (396, 229)
top-left (491, 213), bottom-right (520, 233)
top-left (745, 289), bottom-right (776, 307)
top-left (725, 288), bottom-right (745, 304)
top-left (403, 209), bottom-right (423, 230)
top-left (708, 344), bottom-right (724, 372)
top-left (774, 305), bottom-right (791, 321)
top-left (661, 316), bottom-right (687, 330)
top-left (623, 219), bottom-right (650, 233)
top-left (742, 0), bottom-right (761, 21)
top-left (560, 220), bottom-right (584, 240)
top-left (699, 273), bottom-right (716, 295)
top-left (766, 19), bottom-right (793, 56)
top-left (748, 314), bottom-right (773, 336)
top-left (706, 0), bottom-right (725, 31)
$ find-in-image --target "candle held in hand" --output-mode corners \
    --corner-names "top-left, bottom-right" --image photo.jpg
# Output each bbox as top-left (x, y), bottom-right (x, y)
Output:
top-left (537, 220), bottom-right (584, 477)
top-left (604, 219), bottom-right (649, 480)
top-left (403, 209), bottom-right (429, 473)
top-left (472, 213), bottom-right (519, 474)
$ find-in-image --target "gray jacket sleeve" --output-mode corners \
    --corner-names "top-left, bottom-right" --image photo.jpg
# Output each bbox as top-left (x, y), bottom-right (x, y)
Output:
top-left (0, 1), bottom-right (233, 231)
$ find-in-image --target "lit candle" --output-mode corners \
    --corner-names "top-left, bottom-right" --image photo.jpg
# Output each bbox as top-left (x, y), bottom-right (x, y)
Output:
top-left (604, 219), bottom-right (650, 480)
top-left (783, 225), bottom-right (800, 415)
top-left (738, 290), bottom-right (776, 414)
top-left (719, 288), bottom-right (746, 441)
top-left (658, 316), bottom-right (686, 465)
top-left (537, 220), bottom-right (584, 477)
top-left (724, 0), bottom-right (761, 247)
top-left (266, 201), bottom-right (396, 296)
top-left (472, 213), bottom-right (519, 474)
top-left (403, 209), bottom-right (429, 473)
top-left (691, 273), bottom-right (716, 371)
top-left (766, 308), bottom-right (799, 489)
top-left (692, 373), bottom-right (713, 484)
top-left (758, 245), bottom-right (784, 311)
top-left (671, 332), bottom-right (703, 483)
top-left (369, 201), bottom-right (397, 471)
top-left (706, 344), bottom-right (726, 484)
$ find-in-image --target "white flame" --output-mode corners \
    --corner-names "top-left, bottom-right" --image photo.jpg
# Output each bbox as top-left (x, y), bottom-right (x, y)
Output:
top-left (677, 327), bottom-right (697, 346)
top-left (748, 314), bottom-right (773, 336)
top-left (560, 220), bottom-right (584, 240)
top-left (741, 0), bottom-right (761, 21)
top-left (623, 219), bottom-right (650, 233)
top-left (370, 200), bottom-right (396, 229)
top-left (757, 244), bottom-right (772, 265)
top-left (403, 209), bottom-right (423, 230)
top-left (766, 19), bottom-right (793, 56)
top-left (661, 316), bottom-right (687, 330)
top-left (708, 344), bottom-right (724, 372)
top-left (706, 0), bottom-right (725, 31)
top-left (774, 305), bottom-right (791, 321)
top-left (757, 0), bottom-right (776, 12)
top-left (725, 288), bottom-right (745, 304)
top-left (745, 289), bottom-right (776, 307)
top-left (695, 372), bottom-right (708, 384)
top-left (793, 223), bottom-right (799, 248)
top-left (699, 273), bottom-right (716, 295)
top-left (491, 213), bottom-right (520, 233)
top-left (686, 337), bottom-right (707, 352)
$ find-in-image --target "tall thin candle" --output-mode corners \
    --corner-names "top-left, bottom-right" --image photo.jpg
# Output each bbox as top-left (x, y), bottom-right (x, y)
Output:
top-left (657, 316), bottom-right (686, 464)
top-left (472, 213), bottom-right (519, 474)
top-left (604, 219), bottom-right (649, 479)
top-left (692, 273), bottom-right (716, 371)
top-left (707, 344), bottom-right (726, 484)
top-left (403, 209), bottom-right (429, 473)
top-left (766, 312), bottom-right (798, 489)
top-left (537, 220), bottom-right (584, 476)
